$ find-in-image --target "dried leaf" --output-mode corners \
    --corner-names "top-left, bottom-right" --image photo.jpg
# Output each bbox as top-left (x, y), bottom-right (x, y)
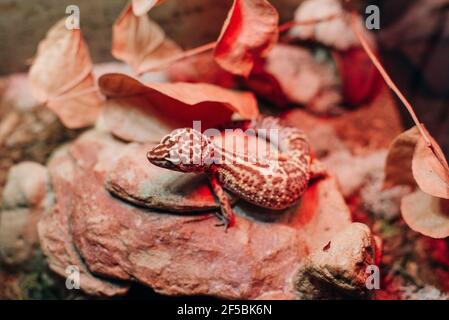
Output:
top-left (401, 189), bottom-right (449, 238)
top-left (28, 19), bottom-right (102, 128)
top-left (132, 0), bottom-right (165, 16)
top-left (112, 3), bottom-right (181, 74)
top-left (412, 132), bottom-right (449, 199)
top-left (98, 73), bottom-right (259, 141)
top-left (167, 51), bottom-right (236, 88)
top-left (214, 0), bottom-right (279, 77)
top-left (47, 74), bottom-right (102, 129)
top-left (384, 126), bottom-right (421, 189)
top-left (136, 39), bottom-right (183, 73)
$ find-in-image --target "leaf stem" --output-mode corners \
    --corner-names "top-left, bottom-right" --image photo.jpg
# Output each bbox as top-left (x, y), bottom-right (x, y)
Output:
top-left (349, 11), bottom-right (449, 174)
top-left (278, 13), bottom-right (341, 33)
top-left (138, 14), bottom-right (342, 74)
top-left (138, 41), bottom-right (216, 75)
top-left (348, 12), bottom-right (431, 146)
top-left (48, 86), bottom-right (102, 102)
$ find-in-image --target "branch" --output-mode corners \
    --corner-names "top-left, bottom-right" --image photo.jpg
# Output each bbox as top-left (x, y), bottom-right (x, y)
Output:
top-left (349, 11), bottom-right (449, 174)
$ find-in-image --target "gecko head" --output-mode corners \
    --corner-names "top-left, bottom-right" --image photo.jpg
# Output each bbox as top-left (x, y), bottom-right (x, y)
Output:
top-left (147, 128), bottom-right (214, 173)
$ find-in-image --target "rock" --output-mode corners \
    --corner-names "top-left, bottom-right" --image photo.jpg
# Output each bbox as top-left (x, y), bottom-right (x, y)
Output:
top-left (294, 223), bottom-right (379, 299)
top-left (400, 285), bottom-right (449, 300)
top-left (37, 128), bottom-right (356, 299)
top-left (72, 172), bottom-right (351, 299)
top-left (360, 168), bottom-right (411, 221)
top-left (1, 162), bottom-right (48, 209)
top-left (0, 74), bottom-right (77, 197)
top-left (322, 150), bottom-right (387, 197)
top-left (322, 148), bottom-right (411, 219)
top-left (304, 124), bottom-right (346, 158)
top-left (38, 147), bottom-right (129, 297)
top-left (105, 143), bottom-right (222, 212)
top-left (289, 0), bottom-right (374, 51)
top-left (0, 162), bottom-right (48, 266)
top-left (247, 44), bottom-right (341, 113)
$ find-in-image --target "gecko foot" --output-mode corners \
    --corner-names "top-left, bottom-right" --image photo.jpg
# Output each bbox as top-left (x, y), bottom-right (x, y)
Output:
top-left (209, 174), bottom-right (236, 231)
top-left (214, 210), bottom-right (235, 232)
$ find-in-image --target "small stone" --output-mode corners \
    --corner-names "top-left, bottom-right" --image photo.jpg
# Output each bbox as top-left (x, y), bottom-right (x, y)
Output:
top-left (294, 223), bottom-right (378, 299)
top-left (0, 162), bottom-right (48, 266)
top-left (38, 147), bottom-right (129, 296)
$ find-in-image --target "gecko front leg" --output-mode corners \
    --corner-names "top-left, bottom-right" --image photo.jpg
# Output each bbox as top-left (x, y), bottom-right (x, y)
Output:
top-left (208, 174), bottom-right (236, 230)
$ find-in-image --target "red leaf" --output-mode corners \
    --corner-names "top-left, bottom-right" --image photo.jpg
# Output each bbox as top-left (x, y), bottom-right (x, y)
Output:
top-left (335, 47), bottom-right (383, 106)
top-left (132, 0), bottom-right (165, 16)
top-left (214, 0), bottom-right (279, 77)
top-left (28, 19), bottom-right (103, 128)
top-left (112, 3), bottom-right (182, 74)
top-left (98, 73), bottom-right (259, 141)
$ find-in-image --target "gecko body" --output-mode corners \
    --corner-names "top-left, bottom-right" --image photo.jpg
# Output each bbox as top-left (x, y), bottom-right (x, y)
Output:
top-left (147, 117), bottom-right (323, 228)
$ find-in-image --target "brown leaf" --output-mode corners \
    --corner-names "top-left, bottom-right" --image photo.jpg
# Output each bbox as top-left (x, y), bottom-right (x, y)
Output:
top-left (28, 19), bottom-right (103, 128)
top-left (412, 130), bottom-right (449, 199)
top-left (214, 0), bottom-right (279, 77)
top-left (167, 51), bottom-right (236, 88)
top-left (401, 189), bottom-right (449, 238)
top-left (112, 3), bottom-right (181, 74)
top-left (334, 47), bottom-right (382, 106)
top-left (132, 0), bottom-right (165, 16)
top-left (384, 126), bottom-right (421, 189)
top-left (47, 74), bottom-right (102, 129)
top-left (98, 73), bottom-right (259, 142)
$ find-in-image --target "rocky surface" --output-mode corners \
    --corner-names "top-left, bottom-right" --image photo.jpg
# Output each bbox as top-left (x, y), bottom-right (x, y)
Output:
top-left (0, 162), bottom-right (48, 267)
top-left (295, 223), bottom-right (379, 299)
top-left (38, 146), bottom-right (130, 297)
top-left (105, 143), bottom-right (223, 212)
top-left (0, 74), bottom-right (78, 197)
top-left (33, 125), bottom-right (361, 299)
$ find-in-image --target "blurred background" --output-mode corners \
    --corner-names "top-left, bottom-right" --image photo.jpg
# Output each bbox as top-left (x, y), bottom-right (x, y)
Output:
top-left (0, 0), bottom-right (448, 300)
top-left (0, 0), bottom-right (447, 154)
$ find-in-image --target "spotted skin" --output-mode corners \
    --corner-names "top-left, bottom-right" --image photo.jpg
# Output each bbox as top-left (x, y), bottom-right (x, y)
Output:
top-left (147, 117), bottom-right (321, 229)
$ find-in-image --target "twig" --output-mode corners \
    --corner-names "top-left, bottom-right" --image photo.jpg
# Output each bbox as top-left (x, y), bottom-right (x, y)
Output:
top-left (137, 41), bottom-right (216, 75)
top-left (349, 11), bottom-right (449, 174)
top-left (49, 86), bottom-right (101, 102)
top-left (278, 13), bottom-right (342, 33)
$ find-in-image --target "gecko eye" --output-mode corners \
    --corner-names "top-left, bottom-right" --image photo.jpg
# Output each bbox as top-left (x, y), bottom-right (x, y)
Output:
top-left (161, 135), bottom-right (172, 144)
